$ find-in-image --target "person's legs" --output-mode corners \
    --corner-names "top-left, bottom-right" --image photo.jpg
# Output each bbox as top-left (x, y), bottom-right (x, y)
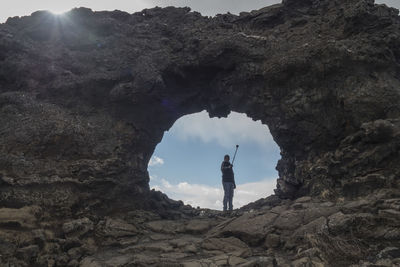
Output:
top-left (223, 182), bottom-right (229, 211)
top-left (228, 183), bottom-right (234, 211)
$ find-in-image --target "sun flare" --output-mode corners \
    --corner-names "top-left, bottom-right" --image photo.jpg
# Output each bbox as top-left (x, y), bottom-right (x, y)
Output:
top-left (48, 7), bottom-right (69, 15)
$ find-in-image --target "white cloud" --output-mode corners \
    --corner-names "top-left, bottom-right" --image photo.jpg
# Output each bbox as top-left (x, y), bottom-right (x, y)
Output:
top-left (234, 180), bottom-right (276, 208)
top-left (150, 178), bottom-right (276, 210)
top-left (376, 0), bottom-right (400, 10)
top-left (170, 111), bottom-right (274, 149)
top-left (149, 156), bottom-right (164, 167)
top-left (147, 0), bottom-right (280, 16)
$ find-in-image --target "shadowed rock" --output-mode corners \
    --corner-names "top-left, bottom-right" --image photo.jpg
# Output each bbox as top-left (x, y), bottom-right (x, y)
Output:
top-left (0, 0), bottom-right (400, 266)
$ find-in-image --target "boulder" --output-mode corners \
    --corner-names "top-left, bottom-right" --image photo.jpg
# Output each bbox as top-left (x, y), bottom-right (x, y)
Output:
top-left (239, 256), bottom-right (275, 266)
top-left (378, 247), bottom-right (400, 259)
top-left (185, 219), bottom-right (212, 234)
top-left (202, 237), bottom-right (252, 258)
top-left (16, 245), bottom-right (39, 262)
top-left (217, 212), bottom-right (278, 245)
top-left (146, 220), bottom-right (185, 234)
top-left (0, 206), bottom-right (41, 229)
top-left (62, 218), bottom-right (94, 238)
top-left (264, 233), bottom-right (281, 248)
top-left (100, 218), bottom-right (138, 237)
top-left (273, 210), bottom-right (304, 231)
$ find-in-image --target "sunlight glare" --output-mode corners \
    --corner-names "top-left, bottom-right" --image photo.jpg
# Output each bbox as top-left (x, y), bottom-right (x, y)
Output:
top-left (48, 7), bottom-right (69, 15)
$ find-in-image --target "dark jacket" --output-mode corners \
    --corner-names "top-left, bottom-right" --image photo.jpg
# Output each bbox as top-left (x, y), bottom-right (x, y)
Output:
top-left (221, 161), bottom-right (235, 183)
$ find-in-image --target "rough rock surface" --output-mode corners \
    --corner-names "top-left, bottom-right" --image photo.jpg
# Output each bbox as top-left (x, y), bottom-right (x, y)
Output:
top-left (0, 0), bottom-right (400, 266)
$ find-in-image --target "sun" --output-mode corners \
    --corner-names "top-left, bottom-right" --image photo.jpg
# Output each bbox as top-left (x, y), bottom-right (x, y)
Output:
top-left (48, 7), bottom-right (69, 15)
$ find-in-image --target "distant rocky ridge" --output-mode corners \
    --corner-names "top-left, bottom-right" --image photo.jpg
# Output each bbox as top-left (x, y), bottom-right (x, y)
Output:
top-left (0, 0), bottom-right (400, 265)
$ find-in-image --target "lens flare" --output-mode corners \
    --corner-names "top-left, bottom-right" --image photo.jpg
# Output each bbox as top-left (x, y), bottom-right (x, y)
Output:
top-left (48, 8), bottom-right (68, 15)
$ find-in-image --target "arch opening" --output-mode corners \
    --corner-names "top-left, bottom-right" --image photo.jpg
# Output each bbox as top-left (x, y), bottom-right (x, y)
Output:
top-left (148, 110), bottom-right (281, 210)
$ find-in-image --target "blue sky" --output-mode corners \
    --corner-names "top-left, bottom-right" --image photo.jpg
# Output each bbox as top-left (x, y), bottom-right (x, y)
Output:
top-left (148, 111), bottom-right (281, 209)
top-left (150, 112), bottom-right (280, 187)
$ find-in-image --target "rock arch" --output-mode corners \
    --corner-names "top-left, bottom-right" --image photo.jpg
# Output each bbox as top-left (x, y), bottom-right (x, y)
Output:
top-left (0, 0), bottom-right (400, 216)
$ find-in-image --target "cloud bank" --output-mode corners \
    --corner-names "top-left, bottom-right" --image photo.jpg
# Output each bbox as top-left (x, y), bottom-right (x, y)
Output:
top-left (375, 0), bottom-right (400, 10)
top-left (150, 177), bottom-right (277, 210)
top-left (148, 156), bottom-right (164, 167)
top-left (170, 111), bottom-right (274, 149)
top-left (148, 0), bottom-right (280, 16)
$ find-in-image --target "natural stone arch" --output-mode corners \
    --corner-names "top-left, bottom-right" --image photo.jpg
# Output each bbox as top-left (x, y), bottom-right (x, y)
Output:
top-left (147, 110), bottom-right (281, 210)
top-left (0, 0), bottom-right (400, 216)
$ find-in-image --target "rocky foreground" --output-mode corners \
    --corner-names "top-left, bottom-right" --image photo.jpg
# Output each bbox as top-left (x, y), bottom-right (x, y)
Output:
top-left (1, 0), bottom-right (400, 266)
top-left (2, 192), bottom-right (400, 266)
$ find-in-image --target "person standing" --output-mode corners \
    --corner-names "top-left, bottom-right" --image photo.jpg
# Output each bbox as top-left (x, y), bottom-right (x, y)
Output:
top-left (221, 154), bottom-right (236, 211)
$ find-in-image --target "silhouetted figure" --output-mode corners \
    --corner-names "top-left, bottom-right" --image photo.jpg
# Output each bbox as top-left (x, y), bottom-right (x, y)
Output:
top-left (221, 154), bottom-right (236, 211)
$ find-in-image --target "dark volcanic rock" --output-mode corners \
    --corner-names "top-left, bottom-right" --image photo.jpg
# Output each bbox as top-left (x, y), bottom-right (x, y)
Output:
top-left (1, 0), bottom-right (400, 208)
top-left (0, 0), bottom-right (400, 266)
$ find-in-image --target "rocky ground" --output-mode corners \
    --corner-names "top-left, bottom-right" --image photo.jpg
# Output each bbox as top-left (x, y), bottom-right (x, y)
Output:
top-left (1, 190), bottom-right (400, 266)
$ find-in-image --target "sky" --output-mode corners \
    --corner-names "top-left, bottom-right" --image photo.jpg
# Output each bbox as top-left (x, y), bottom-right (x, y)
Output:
top-left (1, 0), bottom-right (398, 210)
top-left (149, 111), bottom-right (280, 210)
top-left (0, 0), bottom-right (398, 22)
top-left (0, 0), bottom-right (278, 22)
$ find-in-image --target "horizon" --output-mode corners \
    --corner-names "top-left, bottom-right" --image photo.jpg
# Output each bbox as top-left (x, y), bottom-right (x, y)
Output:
top-left (1, 0), bottom-right (398, 23)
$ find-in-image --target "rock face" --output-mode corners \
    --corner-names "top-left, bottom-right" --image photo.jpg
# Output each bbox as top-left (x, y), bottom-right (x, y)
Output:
top-left (0, 0), bottom-right (400, 265)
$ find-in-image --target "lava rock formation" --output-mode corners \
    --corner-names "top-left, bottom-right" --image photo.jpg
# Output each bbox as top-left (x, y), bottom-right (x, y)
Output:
top-left (0, 0), bottom-right (400, 266)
